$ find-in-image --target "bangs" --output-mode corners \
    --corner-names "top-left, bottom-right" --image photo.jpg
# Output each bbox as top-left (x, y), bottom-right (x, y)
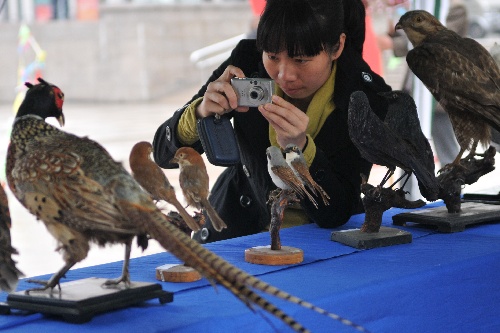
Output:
top-left (256, 1), bottom-right (324, 57)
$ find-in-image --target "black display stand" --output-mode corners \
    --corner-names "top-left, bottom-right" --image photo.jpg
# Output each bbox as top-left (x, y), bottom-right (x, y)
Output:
top-left (3, 277), bottom-right (173, 323)
top-left (462, 191), bottom-right (500, 205)
top-left (392, 202), bottom-right (500, 232)
top-left (331, 226), bottom-right (412, 249)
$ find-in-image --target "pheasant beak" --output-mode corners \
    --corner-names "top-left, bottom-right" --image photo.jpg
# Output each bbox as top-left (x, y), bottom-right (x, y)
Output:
top-left (57, 114), bottom-right (65, 127)
top-left (170, 156), bottom-right (178, 164)
top-left (395, 22), bottom-right (402, 31)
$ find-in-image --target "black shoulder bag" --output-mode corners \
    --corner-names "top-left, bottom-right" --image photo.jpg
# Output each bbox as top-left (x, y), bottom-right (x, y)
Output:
top-left (197, 114), bottom-right (241, 166)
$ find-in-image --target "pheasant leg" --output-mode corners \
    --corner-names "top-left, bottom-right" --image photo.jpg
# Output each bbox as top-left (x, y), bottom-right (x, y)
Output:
top-left (26, 261), bottom-right (75, 294)
top-left (103, 240), bottom-right (132, 287)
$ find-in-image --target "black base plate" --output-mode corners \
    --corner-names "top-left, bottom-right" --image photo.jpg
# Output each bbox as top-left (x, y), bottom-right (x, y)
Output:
top-left (392, 202), bottom-right (500, 232)
top-left (331, 226), bottom-right (412, 249)
top-left (462, 191), bottom-right (500, 205)
top-left (3, 277), bottom-right (173, 323)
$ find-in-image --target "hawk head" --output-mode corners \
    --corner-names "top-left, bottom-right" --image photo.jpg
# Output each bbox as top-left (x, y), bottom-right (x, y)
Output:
top-left (395, 10), bottom-right (445, 47)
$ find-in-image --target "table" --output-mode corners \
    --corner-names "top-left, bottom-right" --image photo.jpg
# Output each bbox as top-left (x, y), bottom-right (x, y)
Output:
top-left (0, 201), bottom-right (499, 333)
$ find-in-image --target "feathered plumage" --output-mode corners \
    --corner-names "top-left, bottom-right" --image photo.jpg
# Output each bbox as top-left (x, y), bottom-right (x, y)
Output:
top-left (0, 185), bottom-right (23, 292)
top-left (348, 90), bottom-right (439, 201)
top-left (7, 78), bottom-right (368, 332)
top-left (395, 10), bottom-right (500, 165)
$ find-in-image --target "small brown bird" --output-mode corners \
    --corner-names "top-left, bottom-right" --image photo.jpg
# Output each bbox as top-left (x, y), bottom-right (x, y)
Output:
top-left (284, 144), bottom-right (330, 206)
top-left (395, 10), bottom-right (500, 166)
top-left (129, 141), bottom-right (201, 233)
top-left (0, 185), bottom-right (24, 292)
top-left (171, 147), bottom-right (227, 232)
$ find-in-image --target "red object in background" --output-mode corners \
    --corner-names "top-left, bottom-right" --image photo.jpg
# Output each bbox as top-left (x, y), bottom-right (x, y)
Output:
top-left (249, 0), bottom-right (266, 16)
top-left (77, 0), bottom-right (99, 20)
top-left (363, 13), bottom-right (384, 76)
top-left (35, 0), bottom-right (52, 22)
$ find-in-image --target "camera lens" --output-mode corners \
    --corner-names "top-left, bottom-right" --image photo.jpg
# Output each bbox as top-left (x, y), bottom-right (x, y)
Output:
top-left (249, 86), bottom-right (264, 100)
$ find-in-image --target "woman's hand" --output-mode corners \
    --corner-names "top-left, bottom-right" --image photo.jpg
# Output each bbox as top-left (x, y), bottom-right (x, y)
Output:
top-left (196, 65), bottom-right (250, 118)
top-left (258, 95), bottom-right (309, 150)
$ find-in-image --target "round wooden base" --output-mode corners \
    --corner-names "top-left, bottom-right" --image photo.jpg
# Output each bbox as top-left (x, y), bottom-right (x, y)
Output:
top-left (244, 245), bottom-right (304, 265)
top-left (155, 264), bottom-right (202, 283)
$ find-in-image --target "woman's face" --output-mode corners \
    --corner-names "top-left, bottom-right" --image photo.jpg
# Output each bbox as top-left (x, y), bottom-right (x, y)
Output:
top-left (262, 35), bottom-right (345, 101)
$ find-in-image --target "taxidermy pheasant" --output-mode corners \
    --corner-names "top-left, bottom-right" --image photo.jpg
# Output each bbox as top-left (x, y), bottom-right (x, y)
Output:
top-left (6, 78), bottom-right (367, 333)
top-left (0, 185), bottom-right (23, 292)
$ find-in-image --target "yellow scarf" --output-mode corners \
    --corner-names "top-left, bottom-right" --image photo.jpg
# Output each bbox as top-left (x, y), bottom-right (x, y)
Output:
top-left (269, 61), bottom-right (337, 165)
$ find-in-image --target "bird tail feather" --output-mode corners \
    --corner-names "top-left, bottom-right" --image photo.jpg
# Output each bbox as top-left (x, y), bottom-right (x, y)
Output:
top-left (0, 255), bottom-right (24, 292)
top-left (199, 197), bottom-right (227, 232)
top-left (143, 210), bottom-right (368, 333)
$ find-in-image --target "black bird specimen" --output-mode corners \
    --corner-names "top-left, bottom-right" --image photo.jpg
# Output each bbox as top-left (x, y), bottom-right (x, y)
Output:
top-left (380, 90), bottom-right (439, 201)
top-left (6, 78), bottom-right (367, 333)
top-left (0, 185), bottom-right (23, 292)
top-left (395, 10), bottom-right (500, 166)
top-left (348, 90), bottom-right (439, 202)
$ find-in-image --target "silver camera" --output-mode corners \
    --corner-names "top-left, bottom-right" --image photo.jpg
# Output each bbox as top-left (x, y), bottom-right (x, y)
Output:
top-left (231, 78), bottom-right (275, 107)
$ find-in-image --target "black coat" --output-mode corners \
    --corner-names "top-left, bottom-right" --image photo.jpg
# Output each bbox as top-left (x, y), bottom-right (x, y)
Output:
top-left (153, 39), bottom-right (391, 243)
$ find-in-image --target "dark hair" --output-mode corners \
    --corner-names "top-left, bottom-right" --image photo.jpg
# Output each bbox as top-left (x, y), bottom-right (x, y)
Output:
top-left (256, 0), bottom-right (344, 57)
top-left (342, 0), bottom-right (366, 54)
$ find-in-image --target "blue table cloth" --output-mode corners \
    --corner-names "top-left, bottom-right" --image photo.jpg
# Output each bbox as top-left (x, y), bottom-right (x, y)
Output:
top-left (1, 201), bottom-right (499, 333)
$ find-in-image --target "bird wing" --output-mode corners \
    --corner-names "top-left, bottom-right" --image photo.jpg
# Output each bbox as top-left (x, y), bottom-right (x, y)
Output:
top-left (348, 92), bottom-right (409, 170)
top-left (178, 164), bottom-right (209, 207)
top-left (349, 92), bottom-right (439, 200)
top-left (407, 40), bottom-right (500, 130)
top-left (289, 159), bottom-right (316, 191)
top-left (11, 137), bottom-right (141, 235)
top-left (270, 164), bottom-right (307, 195)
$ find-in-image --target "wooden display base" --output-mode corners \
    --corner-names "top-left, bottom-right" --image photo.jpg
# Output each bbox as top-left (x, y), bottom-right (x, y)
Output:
top-left (3, 277), bottom-right (172, 323)
top-left (244, 245), bottom-right (304, 265)
top-left (392, 201), bottom-right (500, 232)
top-left (155, 264), bottom-right (202, 283)
top-left (331, 226), bottom-right (412, 249)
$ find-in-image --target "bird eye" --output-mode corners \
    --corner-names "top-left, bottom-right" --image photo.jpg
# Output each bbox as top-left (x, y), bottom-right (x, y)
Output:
top-left (416, 16), bottom-right (422, 22)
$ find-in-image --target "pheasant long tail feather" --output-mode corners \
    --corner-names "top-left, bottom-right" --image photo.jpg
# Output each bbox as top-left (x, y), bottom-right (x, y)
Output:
top-left (143, 210), bottom-right (368, 332)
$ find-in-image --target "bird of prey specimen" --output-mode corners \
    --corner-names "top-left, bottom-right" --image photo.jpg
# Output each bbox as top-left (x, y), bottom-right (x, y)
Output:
top-left (395, 9), bottom-right (500, 166)
top-left (7, 78), bottom-right (367, 332)
top-left (0, 185), bottom-right (23, 292)
top-left (266, 145), bottom-right (318, 208)
top-left (129, 141), bottom-right (201, 232)
top-left (348, 90), bottom-right (439, 201)
top-left (283, 144), bottom-right (330, 206)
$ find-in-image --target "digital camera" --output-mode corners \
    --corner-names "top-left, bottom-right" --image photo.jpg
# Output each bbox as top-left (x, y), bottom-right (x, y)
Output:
top-left (230, 78), bottom-right (275, 107)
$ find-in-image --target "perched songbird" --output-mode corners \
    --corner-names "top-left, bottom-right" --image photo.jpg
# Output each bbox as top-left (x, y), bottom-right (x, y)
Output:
top-left (171, 147), bottom-right (226, 232)
top-left (266, 146), bottom-right (318, 208)
top-left (395, 10), bottom-right (500, 166)
top-left (348, 91), bottom-right (439, 201)
top-left (0, 185), bottom-right (23, 292)
top-left (283, 144), bottom-right (330, 206)
top-left (6, 78), bottom-right (367, 333)
top-left (129, 141), bottom-right (201, 232)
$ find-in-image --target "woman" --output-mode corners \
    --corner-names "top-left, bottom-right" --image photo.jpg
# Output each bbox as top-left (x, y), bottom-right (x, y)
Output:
top-left (153, 0), bottom-right (391, 243)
